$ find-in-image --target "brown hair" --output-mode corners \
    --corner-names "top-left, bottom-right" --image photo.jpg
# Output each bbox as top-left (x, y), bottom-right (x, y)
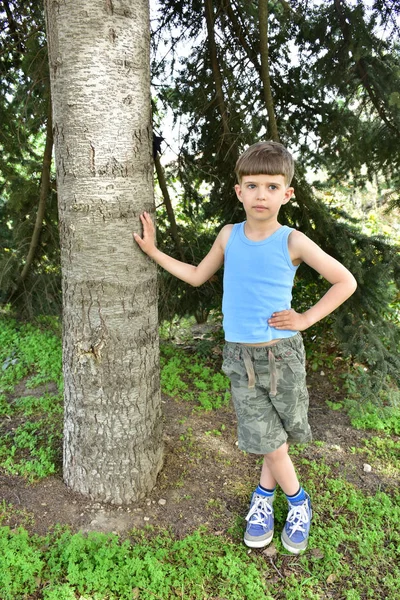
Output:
top-left (235, 141), bottom-right (294, 186)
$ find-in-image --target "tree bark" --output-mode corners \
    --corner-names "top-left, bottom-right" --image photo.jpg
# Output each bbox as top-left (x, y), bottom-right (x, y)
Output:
top-left (258, 0), bottom-right (280, 142)
top-left (44, 0), bottom-right (163, 504)
top-left (20, 98), bottom-right (53, 283)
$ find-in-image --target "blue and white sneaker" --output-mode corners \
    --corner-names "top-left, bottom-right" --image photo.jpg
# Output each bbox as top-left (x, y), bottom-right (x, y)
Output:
top-left (281, 493), bottom-right (312, 554)
top-left (244, 492), bottom-right (274, 548)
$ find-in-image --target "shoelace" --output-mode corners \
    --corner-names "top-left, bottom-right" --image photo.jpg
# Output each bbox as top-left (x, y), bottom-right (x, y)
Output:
top-left (245, 495), bottom-right (273, 527)
top-left (286, 501), bottom-right (310, 537)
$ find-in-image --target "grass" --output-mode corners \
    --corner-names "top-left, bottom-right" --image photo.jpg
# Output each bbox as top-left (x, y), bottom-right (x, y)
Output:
top-left (0, 315), bottom-right (399, 599)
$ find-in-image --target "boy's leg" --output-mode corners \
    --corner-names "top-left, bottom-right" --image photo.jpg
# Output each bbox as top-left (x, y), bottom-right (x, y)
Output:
top-left (266, 335), bottom-right (312, 553)
top-left (260, 442), bottom-right (298, 494)
top-left (244, 443), bottom-right (299, 549)
top-left (261, 443), bottom-right (312, 554)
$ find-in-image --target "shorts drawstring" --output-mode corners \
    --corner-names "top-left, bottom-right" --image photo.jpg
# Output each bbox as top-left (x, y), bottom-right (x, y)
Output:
top-left (268, 348), bottom-right (277, 397)
top-left (242, 347), bottom-right (256, 389)
top-left (241, 345), bottom-right (278, 396)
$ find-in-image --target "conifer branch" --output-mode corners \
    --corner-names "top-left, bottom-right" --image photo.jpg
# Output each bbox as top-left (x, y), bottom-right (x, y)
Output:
top-left (1, 0), bottom-right (24, 55)
top-left (19, 98), bottom-right (53, 283)
top-left (204, 0), bottom-right (231, 142)
top-left (222, 0), bottom-right (262, 76)
top-left (154, 152), bottom-right (186, 262)
top-left (334, 0), bottom-right (399, 134)
top-left (277, 0), bottom-right (302, 22)
top-left (258, 0), bottom-right (280, 142)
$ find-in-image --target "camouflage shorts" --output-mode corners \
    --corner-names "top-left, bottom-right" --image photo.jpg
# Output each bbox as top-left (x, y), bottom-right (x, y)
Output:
top-left (222, 333), bottom-right (312, 455)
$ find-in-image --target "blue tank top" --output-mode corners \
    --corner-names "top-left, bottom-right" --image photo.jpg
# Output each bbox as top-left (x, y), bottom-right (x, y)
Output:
top-left (222, 222), bottom-right (299, 343)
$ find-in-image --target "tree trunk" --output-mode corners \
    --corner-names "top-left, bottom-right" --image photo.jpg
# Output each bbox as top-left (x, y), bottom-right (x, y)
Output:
top-left (44, 0), bottom-right (163, 504)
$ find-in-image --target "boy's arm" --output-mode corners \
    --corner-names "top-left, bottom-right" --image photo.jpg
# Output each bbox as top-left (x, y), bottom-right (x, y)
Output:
top-left (268, 230), bottom-right (357, 331)
top-left (133, 212), bottom-right (229, 287)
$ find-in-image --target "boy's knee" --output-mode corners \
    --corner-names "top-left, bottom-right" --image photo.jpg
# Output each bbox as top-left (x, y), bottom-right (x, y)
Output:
top-left (263, 442), bottom-right (289, 464)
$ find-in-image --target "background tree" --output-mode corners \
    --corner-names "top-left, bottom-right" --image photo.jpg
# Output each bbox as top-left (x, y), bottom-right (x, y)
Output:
top-left (44, 0), bottom-right (163, 503)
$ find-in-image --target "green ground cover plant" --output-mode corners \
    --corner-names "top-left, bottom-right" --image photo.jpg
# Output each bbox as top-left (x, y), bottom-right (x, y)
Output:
top-left (0, 477), bottom-right (399, 599)
top-left (160, 341), bottom-right (230, 411)
top-left (0, 316), bottom-right (63, 393)
top-left (0, 317), bottom-right (63, 480)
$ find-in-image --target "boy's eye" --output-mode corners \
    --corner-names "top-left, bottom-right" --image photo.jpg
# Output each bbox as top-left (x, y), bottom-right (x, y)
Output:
top-left (247, 184), bottom-right (256, 189)
top-left (269, 185), bottom-right (278, 191)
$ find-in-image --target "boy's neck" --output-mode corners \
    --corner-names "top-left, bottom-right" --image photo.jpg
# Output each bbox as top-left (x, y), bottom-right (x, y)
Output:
top-left (244, 218), bottom-right (282, 241)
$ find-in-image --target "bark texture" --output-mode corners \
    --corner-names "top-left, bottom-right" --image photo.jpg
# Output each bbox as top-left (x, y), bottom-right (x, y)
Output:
top-left (44, 0), bottom-right (163, 504)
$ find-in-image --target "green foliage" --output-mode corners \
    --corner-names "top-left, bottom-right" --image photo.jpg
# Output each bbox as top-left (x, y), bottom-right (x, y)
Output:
top-left (350, 435), bottom-right (400, 479)
top-left (0, 527), bottom-right (271, 600)
top-left (0, 3), bottom-right (60, 317)
top-left (0, 415), bottom-right (62, 480)
top-left (156, 200), bottom-right (223, 324)
top-left (343, 398), bottom-right (400, 436)
top-left (0, 317), bottom-right (63, 393)
top-left (160, 342), bottom-right (230, 411)
top-left (0, 527), bottom-right (44, 600)
top-left (0, 317), bottom-right (63, 480)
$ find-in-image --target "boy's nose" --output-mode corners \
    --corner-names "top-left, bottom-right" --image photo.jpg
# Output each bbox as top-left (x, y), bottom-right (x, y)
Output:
top-left (258, 187), bottom-right (268, 199)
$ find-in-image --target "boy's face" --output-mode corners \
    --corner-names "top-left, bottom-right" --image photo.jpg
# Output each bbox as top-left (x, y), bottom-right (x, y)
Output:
top-left (235, 174), bottom-right (294, 223)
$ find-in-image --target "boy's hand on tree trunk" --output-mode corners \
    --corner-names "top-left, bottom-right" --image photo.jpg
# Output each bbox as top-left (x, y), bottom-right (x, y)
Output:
top-left (133, 212), bottom-right (157, 258)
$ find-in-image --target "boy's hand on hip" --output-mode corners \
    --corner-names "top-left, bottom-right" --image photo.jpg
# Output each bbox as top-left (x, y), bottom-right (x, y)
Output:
top-left (133, 212), bottom-right (157, 257)
top-left (268, 309), bottom-right (309, 331)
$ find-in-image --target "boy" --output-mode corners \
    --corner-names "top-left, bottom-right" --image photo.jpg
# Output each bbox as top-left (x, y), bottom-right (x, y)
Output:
top-left (134, 141), bottom-right (357, 554)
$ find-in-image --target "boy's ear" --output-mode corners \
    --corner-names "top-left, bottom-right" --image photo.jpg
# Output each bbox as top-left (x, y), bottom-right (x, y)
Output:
top-left (282, 186), bottom-right (294, 205)
top-left (234, 183), bottom-right (243, 203)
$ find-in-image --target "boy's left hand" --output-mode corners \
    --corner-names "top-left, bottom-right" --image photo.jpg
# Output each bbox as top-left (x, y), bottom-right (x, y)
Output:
top-left (268, 309), bottom-right (309, 331)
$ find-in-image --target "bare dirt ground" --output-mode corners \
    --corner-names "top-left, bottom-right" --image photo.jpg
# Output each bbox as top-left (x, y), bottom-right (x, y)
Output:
top-left (0, 370), bottom-right (396, 539)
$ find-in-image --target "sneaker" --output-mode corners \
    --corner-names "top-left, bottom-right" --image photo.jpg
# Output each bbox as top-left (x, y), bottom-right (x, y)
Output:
top-left (244, 492), bottom-right (274, 548)
top-left (281, 493), bottom-right (312, 554)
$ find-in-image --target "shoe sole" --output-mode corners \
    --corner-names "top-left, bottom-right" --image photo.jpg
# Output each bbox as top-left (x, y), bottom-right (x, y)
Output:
top-left (244, 531), bottom-right (274, 548)
top-left (281, 535), bottom-right (307, 554)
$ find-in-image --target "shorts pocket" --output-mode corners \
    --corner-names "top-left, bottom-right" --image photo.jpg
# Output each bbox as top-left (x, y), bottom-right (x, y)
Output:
top-left (221, 356), bottom-right (247, 379)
